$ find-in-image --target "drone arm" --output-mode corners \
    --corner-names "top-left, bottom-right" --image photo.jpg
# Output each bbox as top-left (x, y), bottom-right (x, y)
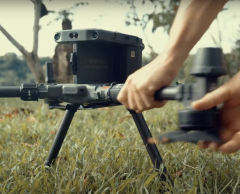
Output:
top-left (154, 86), bottom-right (184, 101)
top-left (0, 86), bottom-right (21, 97)
top-left (0, 83), bottom-right (190, 106)
top-left (108, 84), bottom-right (186, 103)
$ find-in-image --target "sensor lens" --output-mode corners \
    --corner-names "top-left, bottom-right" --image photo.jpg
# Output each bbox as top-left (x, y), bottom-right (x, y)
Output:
top-left (54, 33), bottom-right (60, 41)
top-left (92, 31), bottom-right (98, 39)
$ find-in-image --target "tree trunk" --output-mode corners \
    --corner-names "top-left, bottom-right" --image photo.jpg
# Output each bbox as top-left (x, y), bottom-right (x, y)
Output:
top-left (52, 18), bottom-right (73, 83)
top-left (0, 0), bottom-right (45, 83)
top-left (0, 24), bottom-right (45, 83)
top-left (24, 52), bottom-right (45, 82)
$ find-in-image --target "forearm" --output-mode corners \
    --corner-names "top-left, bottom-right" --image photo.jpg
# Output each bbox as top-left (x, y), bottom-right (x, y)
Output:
top-left (162, 0), bottom-right (228, 66)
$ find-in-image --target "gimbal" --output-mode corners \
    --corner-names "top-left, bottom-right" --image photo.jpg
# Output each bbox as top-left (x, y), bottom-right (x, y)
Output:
top-left (0, 29), bottom-right (226, 182)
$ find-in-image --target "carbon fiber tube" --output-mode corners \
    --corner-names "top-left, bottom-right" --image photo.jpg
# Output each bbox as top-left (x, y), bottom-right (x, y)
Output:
top-left (0, 86), bottom-right (21, 97)
top-left (128, 110), bottom-right (167, 181)
top-left (109, 84), bottom-right (182, 102)
top-left (154, 86), bottom-right (183, 101)
top-left (44, 104), bottom-right (79, 166)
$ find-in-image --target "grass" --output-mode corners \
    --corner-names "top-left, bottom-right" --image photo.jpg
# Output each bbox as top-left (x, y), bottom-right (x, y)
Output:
top-left (0, 98), bottom-right (240, 193)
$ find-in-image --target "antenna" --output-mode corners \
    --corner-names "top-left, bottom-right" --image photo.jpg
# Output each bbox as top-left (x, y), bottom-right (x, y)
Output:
top-left (45, 62), bottom-right (56, 84)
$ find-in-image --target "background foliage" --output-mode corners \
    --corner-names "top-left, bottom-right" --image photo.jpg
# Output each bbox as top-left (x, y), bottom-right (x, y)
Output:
top-left (0, 53), bottom-right (51, 86)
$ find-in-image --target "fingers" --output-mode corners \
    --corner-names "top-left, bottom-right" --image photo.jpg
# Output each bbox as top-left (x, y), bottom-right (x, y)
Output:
top-left (198, 141), bottom-right (210, 149)
top-left (127, 92), bottom-right (137, 111)
top-left (148, 136), bottom-right (170, 144)
top-left (149, 132), bottom-right (240, 154)
top-left (148, 137), bottom-right (158, 144)
top-left (217, 132), bottom-right (240, 154)
top-left (192, 84), bottom-right (230, 110)
top-left (118, 91), bottom-right (165, 112)
top-left (198, 131), bottom-right (240, 154)
top-left (117, 79), bottom-right (165, 112)
top-left (219, 129), bottom-right (237, 143)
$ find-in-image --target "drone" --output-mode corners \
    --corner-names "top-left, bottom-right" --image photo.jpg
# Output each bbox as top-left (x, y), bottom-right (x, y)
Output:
top-left (0, 29), bottom-right (226, 182)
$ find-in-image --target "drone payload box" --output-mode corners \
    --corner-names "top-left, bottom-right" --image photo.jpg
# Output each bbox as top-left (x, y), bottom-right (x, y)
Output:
top-left (54, 29), bottom-right (145, 84)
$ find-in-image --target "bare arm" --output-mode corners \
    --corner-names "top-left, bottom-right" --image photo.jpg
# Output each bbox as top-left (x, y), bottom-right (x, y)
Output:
top-left (117, 0), bottom-right (228, 112)
top-left (159, 0), bottom-right (228, 67)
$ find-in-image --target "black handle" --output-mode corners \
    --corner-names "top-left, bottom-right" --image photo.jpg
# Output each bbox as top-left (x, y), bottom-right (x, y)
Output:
top-left (154, 86), bottom-right (183, 101)
top-left (109, 84), bottom-right (182, 103)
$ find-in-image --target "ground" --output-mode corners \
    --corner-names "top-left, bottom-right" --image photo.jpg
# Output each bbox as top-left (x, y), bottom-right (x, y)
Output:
top-left (0, 99), bottom-right (239, 193)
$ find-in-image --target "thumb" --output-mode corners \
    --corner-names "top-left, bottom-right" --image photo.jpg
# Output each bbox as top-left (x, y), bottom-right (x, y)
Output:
top-left (191, 85), bottom-right (230, 110)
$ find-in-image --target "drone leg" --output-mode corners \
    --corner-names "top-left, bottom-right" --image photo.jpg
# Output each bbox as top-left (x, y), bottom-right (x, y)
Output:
top-left (44, 104), bottom-right (79, 167)
top-left (128, 109), bottom-right (168, 182)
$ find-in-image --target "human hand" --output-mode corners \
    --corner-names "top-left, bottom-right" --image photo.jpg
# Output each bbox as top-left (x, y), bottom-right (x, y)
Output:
top-left (192, 71), bottom-right (240, 154)
top-left (117, 52), bottom-right (182, 113)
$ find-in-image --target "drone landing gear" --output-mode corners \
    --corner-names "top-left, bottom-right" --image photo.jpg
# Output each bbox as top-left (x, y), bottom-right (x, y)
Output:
top-left (44, 104), bottom-right (79, 167)
top-left (44, 104), bottom-right (169, 182)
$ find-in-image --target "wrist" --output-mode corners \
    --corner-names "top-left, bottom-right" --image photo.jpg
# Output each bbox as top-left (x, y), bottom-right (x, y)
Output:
top-left (155, 45), bottom-right (189, 70)
top-left (150, 47), bottom-right (188, 81)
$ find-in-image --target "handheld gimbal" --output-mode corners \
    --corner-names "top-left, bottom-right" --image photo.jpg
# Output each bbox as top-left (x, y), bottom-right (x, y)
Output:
top-left (0, 29), bottom-right (226, 182)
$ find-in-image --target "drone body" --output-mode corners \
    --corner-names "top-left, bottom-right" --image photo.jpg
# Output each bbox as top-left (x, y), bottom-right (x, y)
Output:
top-left (0, 29), bottom-right (226, 184)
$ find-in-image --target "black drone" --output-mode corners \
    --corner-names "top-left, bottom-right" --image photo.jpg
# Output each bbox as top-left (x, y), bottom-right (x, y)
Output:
top-left (0, 29), bottom-right (226, 182)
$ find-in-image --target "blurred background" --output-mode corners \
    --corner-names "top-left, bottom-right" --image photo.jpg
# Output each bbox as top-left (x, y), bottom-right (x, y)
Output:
top-left (0, 0), bottom-right (240, 86)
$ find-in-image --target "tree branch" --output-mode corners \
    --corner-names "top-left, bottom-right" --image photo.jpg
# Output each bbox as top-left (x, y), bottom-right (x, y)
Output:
top-left (129, 0), bottom-right (154, 53)
top-left (32, 0), bottom-right (41, 55)
top-left (0, 24), bottom-right (30, 56)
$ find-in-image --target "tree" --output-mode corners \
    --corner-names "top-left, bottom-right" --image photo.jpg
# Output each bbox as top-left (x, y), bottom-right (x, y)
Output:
top-left (48, 3), bottom-right (88, 82)
top-left (124, 0), bottom-right (179, 58)
top-left (124, 0), bottom-right (240, 84)
top-left (0, 53), bottom-right (52, 86)
top-left (0, 0), bottom-right (48, 82)
top-left (0, 1), bottom-right (88, 83)
top-left (126, 0), bottom-right (179, 34)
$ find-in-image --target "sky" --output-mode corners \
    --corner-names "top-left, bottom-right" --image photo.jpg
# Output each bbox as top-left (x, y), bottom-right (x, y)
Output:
top-left (0, 0), bottom-right (240, 58)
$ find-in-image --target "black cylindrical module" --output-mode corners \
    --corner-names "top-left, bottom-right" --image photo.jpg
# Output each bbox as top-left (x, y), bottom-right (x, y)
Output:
top-left (20, 83), bottom-right (38, 101)
top-left (0, 86), bottom-right (21, 97)
top-left (109, 84), bottom-right (123, 103)
top-left (191, 47), bottom-right (226, 77)
top-left (178, 107), bottom-right (219, 132)
top-left (45, 62), bottom-right (56, 84)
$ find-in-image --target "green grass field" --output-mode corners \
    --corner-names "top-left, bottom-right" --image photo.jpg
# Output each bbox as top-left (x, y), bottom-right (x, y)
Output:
top-left (0, 98), bottom-right (240, 194)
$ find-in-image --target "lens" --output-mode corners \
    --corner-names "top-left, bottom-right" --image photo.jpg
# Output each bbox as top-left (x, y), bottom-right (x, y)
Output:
top-left (74, 33), bottom-right (78, 38)
top-left (54, 33), bottom-right (60, 41)
top-left (92, 31), bottom-right (98, 38)
top-left (69, 33), bottom-right (73, 38)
